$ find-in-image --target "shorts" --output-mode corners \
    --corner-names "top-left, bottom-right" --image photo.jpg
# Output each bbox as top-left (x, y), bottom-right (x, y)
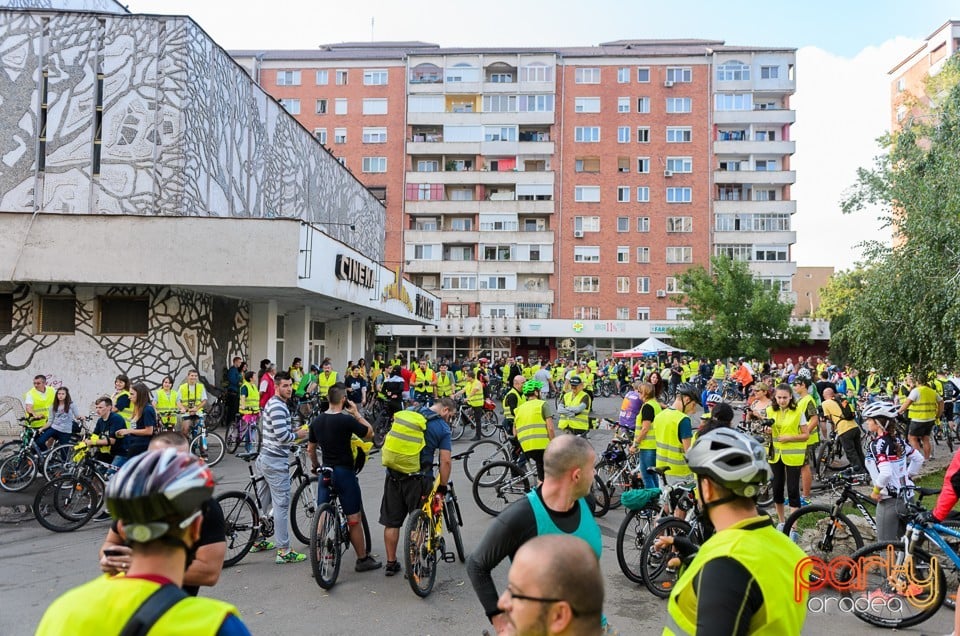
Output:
top-left (379, 471), bottom-right (432, 528)
top-left (909, 420), bottom-right (935, 438)
top-left (805, 443), bottom-right (819, 467)
top-left (317, 465), bottom-right (364, 516)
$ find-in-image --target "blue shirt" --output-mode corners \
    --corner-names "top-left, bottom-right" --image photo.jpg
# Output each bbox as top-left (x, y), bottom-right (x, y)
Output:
top-left (226, 367), bottom-right (242, 392)
top-left (418, 407), bottom-right (452, 477)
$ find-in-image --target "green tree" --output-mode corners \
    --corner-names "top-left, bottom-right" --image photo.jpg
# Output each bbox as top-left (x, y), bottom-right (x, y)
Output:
top-left (814, 267), bottom-right (869, 365)
top-left (668, 255), bottom-right (809, 360)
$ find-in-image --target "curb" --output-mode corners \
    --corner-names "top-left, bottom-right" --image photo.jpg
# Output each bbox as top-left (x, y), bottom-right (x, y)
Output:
top-left (0, 504), bottom-right (32, 523)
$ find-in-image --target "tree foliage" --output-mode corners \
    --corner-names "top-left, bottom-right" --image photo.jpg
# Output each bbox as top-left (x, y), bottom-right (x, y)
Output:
top-left (668, 255), bottom-right (810, 360)
top-left (815, 267), bottom-right (869, 365)
top-left (838, 56), bottom-right (960, 377)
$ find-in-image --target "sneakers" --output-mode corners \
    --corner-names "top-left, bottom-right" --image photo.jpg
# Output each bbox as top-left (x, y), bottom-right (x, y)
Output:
top-left (384, 560), bottom-right (401, 576)
top-left (776, 522), bottom-right (785, 532)
top-left (92, 511), bottom-right (113, 522)
top-left (355, 555), bottom-right (383, 572)
top-left (276, 549), bottom-right (306, 564)
top-left (250, 540), bottom-right (275, 553)
top-left (799, 497), bottom-right (812, 507)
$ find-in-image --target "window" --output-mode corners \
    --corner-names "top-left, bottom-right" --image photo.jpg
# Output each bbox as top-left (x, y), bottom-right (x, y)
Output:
top-left (617, 157), bottom-right (630, 173)
top-left (575, 97), bottom-right (601, 113)
top-left (637, 127), bottom-right (650, 143)
top-left (450, 218), bottom-right (474, 231)
top-left (574, 216), bottom-right (601, 232)
top-left (315, 99), bottom-right (328, 114)
top-left (637, 157), bottom-right (650, 173)
top-left (480, 276), bottom-right (510, 290)
top-left (449, 188), bottom-right (473, 201)
top-left (716, 61), bottom-right (750, 81)
top-left (279, 98), bottom-right (300, 114)
top-left (574, 127), bottom-right (600, 142)
top-left (489, 73), bottom-right (513, 83)
top-left (316, 70), bottom-right (329, 85)
top-left (896, 106), bottom-right (906, 123)
top-left (666, 97), bottom-right (691, 113)
top-left (313, 128), bottom-right (327, 144)
top-left (0, 293), bottom-right (10, 334)
top-left (362, 157), bottom-right (387, 173)
top-left (574, 186), bottom-right (601, 202)
top-left (666, 247), bottom-right (693, 263)
top-left (483, 95), bottom-right (517, 112)
top-left (637, 217), bottom-right (650, 232)
top-left (276, 70), bottom-right (301, 86)
top-left (666, 67), bottom-right (692, 83)
top-left (666, 307), bottom-right (690, 320)
top-left (364, 69), bottom-right (388, 85)
top-left (414, 217), bottom-right (438, 230)
top-left (636, 187), bottom-right (650, 203)
top-left (666, 187), bottom-right (692, 203)
top-left (362, 127), bottom-right (387, 143)
top-left (665, 277), bottom-right (681, 293)
top-left (573, 246), bottom-right (600, 263)
top-left (714, 93), bottom-right (753, 111)
top-left (98, 296), bottom-right (148, 335)
top-left (636, 247), bottom-right (650, 263)
top-left (617, 186), bottom-right (630, 202)
top-left (665, 157), bottom-right (692, 173)
top-left (636, 277), bottom-right (650, 294)
top-left (417, 160), bottom-right (438, 172)
top-left (575, 157), bottom-right (600, 173)
top-left (666, 127), bottom-right (692, 142)
top-left (442, 275), bottom-right (477, 290)
top-left (714, 244), bottom-right (753, 261)
top-left (39, 295), bottom-right (75, 334)
top-left (520, 63), bottom-right (554, 82)
top-left (617, 307), bottom-right (630, 319)
top-left (519, 94), bottom-right (555, 112)
top-left (617, 247), bottom-right (629, 263)
top-left (362, 98), bottom-right (387, 115)
top-left (334, 128), bottom-right (346, 144)
top-left (755, 188), bottom-right (778, 201)
top-left (617, 277), bottom-right (630, 293)
top-left (637, 97), bottom-right (650, 113)
top-left (896, 77), bottom-right (906, 93)
top-left (335, 98), bottom-right (347, 115)
top-left (617, 126), bottom-right (630, 143)
top-left (446, 63), bottom-right (480, 83)
top-left (617, 217), bottom-right (629, 232)
top-left (573, 276), bottom-right (600, 292)
top-left (636, 306), bottom-right (650, 320)
top-left (575, 67), bottom-right (600, 84)
top-left (754, 130), bottom-right (777, 141)
top-left (336, 69), bottom-right (348, 85)
top-left (618, 97), bottom-right (630, 113)
top-left (574, 306), bottom-right (600, 320)
top-left (754, 245), bottom-right (789, 261)
top-left (760, 65), bottom-right (779, 80)
top-left (482, 245), bottom-right (512, 261)
top-left (756, 159), bottom-right (778, 171)
top-left (637, 67), bottom-right (650, 83)
top-left (617, 67), bottom-right (630, 83)
top-left (484, 126), bottom-right (517, 141)
top-left (414, 245), bottom-right (435, 259)
top-left (666, 216), bottom-right (693, 233)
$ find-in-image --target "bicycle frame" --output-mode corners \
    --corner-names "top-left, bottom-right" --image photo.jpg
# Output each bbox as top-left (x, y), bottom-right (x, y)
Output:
top-left (909, 521), bottom-right (960, 570)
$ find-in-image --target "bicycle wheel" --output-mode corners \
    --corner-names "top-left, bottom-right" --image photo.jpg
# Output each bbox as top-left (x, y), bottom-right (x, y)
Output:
top-left (595, 459), bottom-right (629, 510)
top-left (449, 413), bottom-right (465, 442)
top-left (472, 461), bottom-right (531, 517)
top-left (480, 411), bottom-right (499, 438)
top-left (310, 502), bottom-right (342, 589)
top-left (225, 423), bottom-right (241, 454)
top-left (589, 474), bottom-right (610, 518)
top-left (443, 495), bottom-right (466, 563)
top-left (0, 451), bottom-right (37, 492)
top-left (462, 439), bottom-right (511, 484)
top-left (206, 401), bottom-right (223, 432)
top-left (782, 504), bottom-right (863, 564)
top-left (846, 541), bottom-right (945, 629)
top-left (640, 517), bottom-right (693, 599)
top-left (190, 432), bottom-right (226, 467)
top-left (34, 476), bottom-right (98, 532)
top-left (919, 518), bottom-right (960, 610)
top-left (372, 413), bottom-right (389, 448)
top-left (291, 476), bottom-right (318, 545)
top-left (43, 443), bottom-right (76, 481)
top-left (216, 491), bottom-right (259, 567)
top-left (755, 481), bottom-right (774, 509)
top-left (404, 509), bottom-right (437, 597)
top-left (617, 507), bottom-right (660, 584)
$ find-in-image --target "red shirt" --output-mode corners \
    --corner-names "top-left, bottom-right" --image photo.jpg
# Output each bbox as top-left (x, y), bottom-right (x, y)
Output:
top-left (399, 367), bottom-right (412, 391)
top-left (259, 373), bottom-right (276, 408)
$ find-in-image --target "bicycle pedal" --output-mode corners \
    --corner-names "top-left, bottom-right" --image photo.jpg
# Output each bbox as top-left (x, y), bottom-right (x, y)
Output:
top-left (442, 551), bottom-right (456, 563)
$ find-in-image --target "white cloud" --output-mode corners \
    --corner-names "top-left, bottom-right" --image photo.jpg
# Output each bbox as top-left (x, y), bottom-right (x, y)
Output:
top-left (792, 37), bottom-right (920, 269)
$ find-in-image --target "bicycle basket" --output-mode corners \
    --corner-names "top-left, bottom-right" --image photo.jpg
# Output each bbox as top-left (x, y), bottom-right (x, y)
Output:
top-left (483, 398), bottom-right (497, 411)
top-left (622, 488), bottom-right (662, 510)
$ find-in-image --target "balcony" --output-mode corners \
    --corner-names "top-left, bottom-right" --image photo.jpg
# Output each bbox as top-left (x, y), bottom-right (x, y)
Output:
top-left (713, 200), bottom-right (796, 214)
top-left (714, 140), bottom-right (796, 156)
top-left (404, 198), bottom-right (555, 215)
top-left (713, 170), bottom-right (796, 185)
top-left (476, 260), bottom-right (555, 275)
top-left (407, 140), bottom-right (480, 155)
top-left (407, 111), bottom-right (555, 126)
top-left (714, 109), bottom-right (796, 125)
top-left (405, 230), bottom-right (478, 244)
top-left (403, 259), bottom-right (445, 274)
top-left (712, 230), bottom-right (797, 245)
top-left (479, 230), bottom-right (554, 243)
top-left (406, 170), bottom-right (554, 186)
top-left (747, 261), bottom-right (797, 278)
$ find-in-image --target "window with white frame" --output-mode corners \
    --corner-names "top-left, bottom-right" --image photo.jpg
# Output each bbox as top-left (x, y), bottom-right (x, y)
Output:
top-left (445, 65), bottom-right (479, 83)
top-left (714, 244), bottom-right (753, 261)
top-left (362, 98), bottom-right (387, 115)
top-left (617, 247), bottom-right (629, 263)
top-left (636, 306), bottom-right (650, 320)
top-left (637, 216), bottom-right (650, 232)
top-left (575, 157), bottom-right (600, 173)
top-left (575, 97), bottom-right (601, 113)
top-left (574, 186), bottom-right (601, 202)
top-left (574, 306), bottom-right (601, 319)
top-left (617, 277), bottom-right (630, 293)
top-left (618, 126), bottom-right (630, 143)
top-left (637, 157), bottom-right (650, 173)
top-left (637, 127), bottom-right (650, 143)
top-left (666, 187), bottom-right (692, 203)
top-left (335, 98), bottom-right (347, 115)
top-left (575, 216), bottom-right (601, 232)
top-left (760, 65), bottom-right (780, 79)
top-left (414, 244), bottom-right (435, 259)
top-left (618, 97), bottom-right (631, 113)
top-left (617, 217), bottom-right (629, 232)
top-left (336, 69), bottom-right (348, 85)
top-left (617, 186), bottom-right (630, 202)
top-left (316, 70), bottom-right (329, 85)
top-left (485, 126), bottom-right (518, 141)
top-left (362, 157), bottom-right (387, 173)
top-left (666, 307), bottom-right (690, 320)
top-left (449, 188), bottom-right (473, 201)
top-left (315, 99), bottom-right (328, 114)
top-left (442, 274), bottom-right (477, 289)
top-left (637, 67), bottom-right (650, 82)
top-left (483, 95), bottom-right (517, 112)
top-left (617, 67), bottom-right (630, 83)
top-left (714, 93), bottom-right (753, 111)
top-left (450, 217), bottom-right (474, 231)
top-left (480, 275), bottom-right (513, 290)
top-left (362, 127), bottom-right (387, 143)
top-left (637, 277), bottom-right (650, 294)
top-left (413, 217), bottom-right (438, 230)
top-left (364, 69), bottom-right (388, 85)
top-left (574, 246), bottom-right (600, 263)
top-left (716, 61), bottom-right (750, 81)
top-left (666, 126), bottom-right (692, 142)
top-left (666, 246), bottom-right (692, 263)
top-left (279, 98), bottom-right (300, 114)
top-left (636, 187), bottom-right (650, 203)
top-left (276, 70), bottom-right (301, 86)
top-left (666, 67), bottom-right (692, 83)
top-left (313, 128), bottom-right (327, 144)
top-left (637, 97), bottom-right (650, 113)
top-left (489, 72), bottom-right (513, 83)
top-left (416, 160), bottom-right (438, 172)
top-left (636, 246), bottom-right (650, 263)
top-left (575, 67), bottom-right (601, 84)
top-left (574, 276), bottom-right (600, 292)
top-left (666, 216), bottom-right (693, 233)
top-left (666, 97), bottom-right (692, 113)
top-left (665, 277), bottom-right (681, 293)
top-left (753, 245), bottom-right (789, 261)
top-left (574, 127), bottom-right (600, 142)
top-left (665, 157), bottom-right (692, 173)
top-left (519, 94), bottom-right (555, 112)
top-left (520, 63), bottom-right (554, 82)
top-left (617, 307), bottom-right (630, 319)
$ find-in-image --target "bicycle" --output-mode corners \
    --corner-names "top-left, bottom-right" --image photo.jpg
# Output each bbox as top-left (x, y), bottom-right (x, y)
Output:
top-left (33, 439), bottom-right (117, 532)
top-left (0, 417), bottom-right (84, 492)
top-left (289, 442), bottom-right (322, 545)
top-left (308, 465), bottom-right (375, 590)
top-left (185, 413), bottom-right (225, 467)
top-left (462, 436), bottom-right (526, 484)
top-left (403, 451), bottom-right (469, 597)
top-left (597, 377), bottom-right (617, 398)
top-left (594, 423), bottom-right (642, 511)
top-left (933, 401), bottom-right (956, 453)
top-left (224, 412), bottom-right (261, 455)
top-left (814, 429), bottom-right (851, 481)
top-left (449, 398), bottom-right (497, 441)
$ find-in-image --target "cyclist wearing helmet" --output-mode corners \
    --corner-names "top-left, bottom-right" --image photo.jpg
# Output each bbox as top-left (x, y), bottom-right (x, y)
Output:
top-left (502, 375), bottom-right (527, 435)
top-left (296, 363), bottom-right (321, 397)
top-left (513, 380), bottom-right (556, 481)
top-left (629, 382), bottom-right (662, 489)
top-left (37, 449), bottom-right (250, 635)
top-left (663, 429), bottom-right (808, 635)
top-left (652, 383), bottom-right (700, 484)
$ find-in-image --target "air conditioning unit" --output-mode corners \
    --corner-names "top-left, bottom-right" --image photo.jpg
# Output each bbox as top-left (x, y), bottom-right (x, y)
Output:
top-left (573, 230), bottom-right (584, 238)
top-left (656, 290), bottom-right (667, 298)
top-left (663, 170), bottom-right (674, 177)
top-left (663, 80), bottom-right (674, 88)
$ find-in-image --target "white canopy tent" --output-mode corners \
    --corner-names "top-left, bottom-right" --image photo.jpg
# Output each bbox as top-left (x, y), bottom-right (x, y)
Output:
top-left (612, 337), bottom-right (686, 358)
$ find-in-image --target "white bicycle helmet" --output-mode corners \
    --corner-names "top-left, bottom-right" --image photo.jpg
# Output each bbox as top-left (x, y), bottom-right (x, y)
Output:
top-left (705, 393), bottom-right (723, 407)
top-left (861, 401), bottom-right (899, 421)
top-left (687, 428), bottom-right (772, 498)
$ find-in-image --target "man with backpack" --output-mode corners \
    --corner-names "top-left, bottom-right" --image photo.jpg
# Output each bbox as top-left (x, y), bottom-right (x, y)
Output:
top-left (821, 388), bottom-right (866, 473)
top-left (378, 397), bottom-right (455, 577)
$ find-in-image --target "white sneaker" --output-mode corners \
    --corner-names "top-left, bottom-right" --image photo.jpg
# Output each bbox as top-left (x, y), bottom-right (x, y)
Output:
top-left (776, 522), bottom-right (784, 532)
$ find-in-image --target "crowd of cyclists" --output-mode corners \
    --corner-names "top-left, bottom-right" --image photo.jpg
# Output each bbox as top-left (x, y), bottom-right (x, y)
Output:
top-left (18, 347), bottom-right (960, 634)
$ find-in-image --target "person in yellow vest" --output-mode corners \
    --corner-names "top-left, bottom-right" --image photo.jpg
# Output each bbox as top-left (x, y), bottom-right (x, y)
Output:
top-left (239, 370), bottom-right (260, 452)
top-left (865, 368), bottom-right (881, 395)
top-left (711, 359), bottom-right (726, 381)
top-left (513, 380), bottom-right (555, 482)
top-left (766, 383), bottom-right (809, 525)
top-left (37, 449), bottom-right (249, 635)
top-left (288, 357), bottom-right (304, 391)
top-left (435, 362), bottom-right (454, 399)
top-left (316, 360), bottom-right (338, 410)
top-left (662, 427), bottom-right (808, 636)
top-left (557, 376), bottom-right (592, 435)
top-left (153, 375), bottom-right (179, 431)
top-left (413, 358), bottom-right (437, 406)
top-left (455, 367), bottom-right (486, 441)
top-left (791, 376), bottom-right (820, 506)
top-left (653, 383), bottom-right (700, 486)
top-left (898, 374), bottom-right (943, 461)
top-left (177, 370), bottom-right (207, 438)
top-left (630, 382), bottom-right (662, 489)
top-left (24, 374), bottom-right (56, 428)
top-left (502, 375), bottom-right (527, 435)
top-left (112, 374), bottom-right (134, 428)
top-left (455, 366), bottom-right (468, 393)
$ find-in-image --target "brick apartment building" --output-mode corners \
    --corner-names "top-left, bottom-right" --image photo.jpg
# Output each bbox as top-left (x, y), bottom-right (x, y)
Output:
top-left (889, 20), bottom-right (960, 131)
top-left (232, 40), bottom-right (797, 361)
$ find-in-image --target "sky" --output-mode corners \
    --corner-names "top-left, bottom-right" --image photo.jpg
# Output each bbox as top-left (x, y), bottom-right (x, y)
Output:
top-left (129, 0), bottom-right (957, 270)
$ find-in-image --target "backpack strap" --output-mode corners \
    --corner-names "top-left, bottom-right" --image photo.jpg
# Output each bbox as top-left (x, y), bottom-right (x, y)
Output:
top-left (119, 583), bottom-right (188, 636)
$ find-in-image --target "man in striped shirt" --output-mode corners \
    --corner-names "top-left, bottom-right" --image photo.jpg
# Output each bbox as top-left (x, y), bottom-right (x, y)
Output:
top-left (254, 371), bottom-right (308, 563)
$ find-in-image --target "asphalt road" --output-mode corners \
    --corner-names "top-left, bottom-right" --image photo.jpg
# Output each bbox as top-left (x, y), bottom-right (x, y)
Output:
top-left (1, 396), bottom-right (955, 635)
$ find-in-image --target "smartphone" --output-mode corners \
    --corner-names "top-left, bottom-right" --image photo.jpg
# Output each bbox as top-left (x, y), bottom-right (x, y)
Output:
top-left (103, 548), bottom-right (125, 557)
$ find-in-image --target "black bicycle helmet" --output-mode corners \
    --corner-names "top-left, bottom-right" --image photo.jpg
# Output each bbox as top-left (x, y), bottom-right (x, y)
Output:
top-left (676, 382), bottom-right (701, 406)
top-left (687, 428), bottom-right (772, 498)
top-left (106, 449), bottom-right (215, 543)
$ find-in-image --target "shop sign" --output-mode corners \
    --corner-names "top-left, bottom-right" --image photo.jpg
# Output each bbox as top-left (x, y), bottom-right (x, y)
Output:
top-left (415, 293), bottom-right (435, 320)
top-left (335, 254), bottom-right (375, 288)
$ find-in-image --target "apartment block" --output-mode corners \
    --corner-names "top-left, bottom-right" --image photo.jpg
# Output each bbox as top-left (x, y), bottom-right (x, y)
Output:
top-left (889, 20), bottom-right (960, 131)
top-left (232, 39), bottom-right (797, 361)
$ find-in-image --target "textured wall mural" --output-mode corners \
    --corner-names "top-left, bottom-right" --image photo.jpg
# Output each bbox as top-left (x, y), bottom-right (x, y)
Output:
top-left (2, 0), bottom-right (128, 13)
top-left (0, 9), bottom-right (385, 261)
top-left (0, 284), bottom-right (248, 435)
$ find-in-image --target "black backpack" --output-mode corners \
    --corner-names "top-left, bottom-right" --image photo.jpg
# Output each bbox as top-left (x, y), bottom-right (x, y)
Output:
top-left (834, 395), bottom-right (856, 421)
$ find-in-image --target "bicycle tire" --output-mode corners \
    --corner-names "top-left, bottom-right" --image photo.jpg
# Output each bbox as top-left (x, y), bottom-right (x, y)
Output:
top-left (616, 507), bottom-right (661, 584)
top-left (372, 413), bottom-right (389, 448)
top-left (640, 517), bottom-right (693, 599)
top-left (480, 411), bottom-right (498, 438)
top-left (42, 443), bottom-right (76, 481)
top-left (291, 476), bottom-right (318, 545)
top-left (595, 459), bottom-right (629, 510)
top-left (450, 413), bottom-right (465, 442)
top-left (216, 491), bottom-right (259, 567)
top-left (919, 518), bottom-right (960, 610)
top-left (225, 422), bottom-right (241, 454)
top-left (443, 495), bottom-right (466, 563)
top-left (755, 481), bottom-right (774, 508)
top-left (310, 502), bottom-right (342, 589)
top-left (190, 432), bottom-right (225, 467)
top-left (589, 474), bottom-right (610, 518)
top-left (404, 509), bottom-right (437, 597)
top-left (33, 475), bottom-right (99, 532)
top-left (782, 504), bottom-right (863, 564)
top-left (846, 540), bottom-right (945, 629)
top-left (472, 460), bottom-right (531, 517)
top-left (0, 451), bottom-right (37, 492)
top-left (206, 401), bottom-right (223, 432)
top-left (463, 439), bottom-right (511, 484)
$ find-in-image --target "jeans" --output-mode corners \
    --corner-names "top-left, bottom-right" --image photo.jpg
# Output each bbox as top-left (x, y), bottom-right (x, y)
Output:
top-left (34, 428), bottom-right (72, 454)
top-left (257, 453), bottom-right (292, 550)
top-left (111, 455), bottom-right (129, 469)
top-left (637, 449), bottom-right (657, 489)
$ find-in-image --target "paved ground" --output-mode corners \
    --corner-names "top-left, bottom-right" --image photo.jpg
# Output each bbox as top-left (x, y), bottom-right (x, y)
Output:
top-left (1, 396), bottom-right (955, 634)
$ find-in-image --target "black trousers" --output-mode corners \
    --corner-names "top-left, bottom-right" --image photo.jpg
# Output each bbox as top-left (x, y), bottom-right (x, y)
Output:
top-left (770, 459), bottom-right (802, 508)
top-left (839, 427), bottom-right (866, 472)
